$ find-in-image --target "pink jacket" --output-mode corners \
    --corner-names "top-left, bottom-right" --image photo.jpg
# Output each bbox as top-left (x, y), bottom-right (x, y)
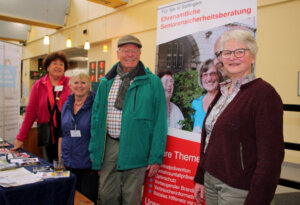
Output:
top-left (17, 75), bottom-right (71, 142)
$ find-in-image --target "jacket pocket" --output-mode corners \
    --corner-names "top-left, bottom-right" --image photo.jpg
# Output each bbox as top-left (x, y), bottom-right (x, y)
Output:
top-left (240, 142), bottom-right (245, 171)
top-left (134, 116), bottom-right (153, 136)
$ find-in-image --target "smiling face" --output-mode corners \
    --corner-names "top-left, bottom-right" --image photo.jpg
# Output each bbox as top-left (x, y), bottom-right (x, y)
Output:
top-left (117, 44), bottom-right (141, 72)
top-left (201, 65), bottom-right (220, 93)
top-left (222, 39), bottom-right (255, 81)
top-left (47, 58), bottom-right (65, 79)
top-left (70, 76), bottom-right (91, 98)
top-left (161, 74), bottom-right (174, 100)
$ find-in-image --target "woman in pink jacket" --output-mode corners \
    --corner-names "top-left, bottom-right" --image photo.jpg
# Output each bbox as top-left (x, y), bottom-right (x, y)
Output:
top-left (11, 51), bottom-right (71, 162)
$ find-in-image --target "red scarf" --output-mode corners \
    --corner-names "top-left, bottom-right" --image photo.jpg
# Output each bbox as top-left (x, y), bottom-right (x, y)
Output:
top-left (46, 76), bottom-right (64, 144)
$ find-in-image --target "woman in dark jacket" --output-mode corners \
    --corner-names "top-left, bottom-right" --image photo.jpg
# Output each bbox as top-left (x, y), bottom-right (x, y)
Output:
top-left (194, 30), bottom-right (284, 205)
top-left (59, 69), bottom-right (98, 204)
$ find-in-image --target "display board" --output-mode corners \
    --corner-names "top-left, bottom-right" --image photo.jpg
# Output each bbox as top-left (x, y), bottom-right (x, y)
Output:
top-left (0, 41), bottom-right (22, 143)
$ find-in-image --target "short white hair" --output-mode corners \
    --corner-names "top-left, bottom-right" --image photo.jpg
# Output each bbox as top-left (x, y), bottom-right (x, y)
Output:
top-left (219, 29), bottom-right (258, 56)
top-left (69, 69), bottom-right (91, 86)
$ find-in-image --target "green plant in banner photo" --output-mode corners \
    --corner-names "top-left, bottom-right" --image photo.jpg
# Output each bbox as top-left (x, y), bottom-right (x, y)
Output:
top-left (171, 71), bottom-right (203, 131)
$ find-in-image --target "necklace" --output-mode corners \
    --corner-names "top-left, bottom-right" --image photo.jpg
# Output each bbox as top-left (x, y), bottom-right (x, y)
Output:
top-left (74, 102), bottom-right (84, 106)
top-left (74, 95), bottom-right (88, 107)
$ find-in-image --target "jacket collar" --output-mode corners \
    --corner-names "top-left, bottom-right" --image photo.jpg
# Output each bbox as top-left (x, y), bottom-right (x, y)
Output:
top-left (208, 77), bottom-right (262, 113)
top-left (240, 78), bottom-right (261, 90)
top-left (66, 91), bottom-right (96, 111)
top-left (105, 61), bottom-right (146, 80)
top-left (40, 74), bottom-right (69, 86)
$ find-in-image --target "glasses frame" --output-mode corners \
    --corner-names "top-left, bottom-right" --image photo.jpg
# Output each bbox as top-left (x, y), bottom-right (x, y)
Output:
top-left (214, 51), bottom-right (221, 58)
top-left (221, 48), bottom-right (250, 59)
top-left (118, 48), bottom-right (141, 56)
top-left (201, 72), bottom-right (218, 79)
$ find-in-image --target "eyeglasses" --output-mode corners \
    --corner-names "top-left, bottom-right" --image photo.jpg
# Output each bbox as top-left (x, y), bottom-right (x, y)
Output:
top-left (202, 72), bottom-right (218, 79)
top-left (221, 48), bottom-right (250, 58)
top-left (162, 78), bottom-right (174, 84)
top-left (214, 51), bottom-right (221, 58)
top-left (119, 49), bottom-right (140, 55)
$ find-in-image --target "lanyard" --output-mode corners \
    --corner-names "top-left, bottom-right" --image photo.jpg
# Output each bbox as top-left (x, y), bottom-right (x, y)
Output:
top-left (71, 108), bottom-right (84, 130)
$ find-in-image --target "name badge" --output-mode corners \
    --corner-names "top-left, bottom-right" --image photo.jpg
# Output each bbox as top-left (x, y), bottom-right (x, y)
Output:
top-left (55, 85), bottom-right (63, 92)
top-left (70, 130), bottom-right (81, 137)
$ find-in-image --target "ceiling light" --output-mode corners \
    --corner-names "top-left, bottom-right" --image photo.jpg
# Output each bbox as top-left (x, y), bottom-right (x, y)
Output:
top-left (43, 2), bottom-right (50, 46)
top-left (103, 44), bottom-right (108, 52)
top-left (43, 35), bottom-right (49, 45)
top-left (84, 40), bottom-right (90, 50)
top-left (66, 38), bottom-right (72, 48)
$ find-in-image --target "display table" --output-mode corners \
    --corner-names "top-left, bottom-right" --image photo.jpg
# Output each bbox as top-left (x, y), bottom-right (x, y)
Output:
top-left (23, 127), bottom-right (44, 158)
top-left (0, 147), bottom-right (76, 205)
top-left (19, 116), bottom-right (44, 158)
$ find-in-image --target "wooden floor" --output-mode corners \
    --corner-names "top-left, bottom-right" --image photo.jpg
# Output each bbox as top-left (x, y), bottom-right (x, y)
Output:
top-left (74, 191), bottom-right (94, 205)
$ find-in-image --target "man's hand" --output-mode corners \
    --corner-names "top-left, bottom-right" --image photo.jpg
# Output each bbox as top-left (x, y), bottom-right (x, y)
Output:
top-left (194, 183), bottom-right (205, 204)
top-left (146, 163), bottom-right (160, 177)
top-left (89, 159), bottom-right (101, 176)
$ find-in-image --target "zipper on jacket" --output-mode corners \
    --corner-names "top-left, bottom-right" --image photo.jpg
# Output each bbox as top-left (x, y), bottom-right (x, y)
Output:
top-left (102, 84), bottom-right (108, 163)
top-left (240, 143), bottom-right (244, 170)
top-left (133, 87), bottom-right (138, 112)
top-left (102, 127), bottom-right (107, 163)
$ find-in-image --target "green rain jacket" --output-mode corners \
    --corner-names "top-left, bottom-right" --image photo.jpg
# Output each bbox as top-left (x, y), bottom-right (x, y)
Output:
top-left (89, 61), bottom-right (168, 170)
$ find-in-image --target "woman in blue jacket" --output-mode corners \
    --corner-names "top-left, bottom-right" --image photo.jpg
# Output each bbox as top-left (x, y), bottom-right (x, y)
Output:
top-left (191, 59), bottom-right (223, 133)
top-left (59, 70), bottom-right (98, 204)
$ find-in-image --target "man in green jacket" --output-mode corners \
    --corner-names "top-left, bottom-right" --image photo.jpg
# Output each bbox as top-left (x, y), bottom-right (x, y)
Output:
top-left (89, 35), bottom-right (168, 205)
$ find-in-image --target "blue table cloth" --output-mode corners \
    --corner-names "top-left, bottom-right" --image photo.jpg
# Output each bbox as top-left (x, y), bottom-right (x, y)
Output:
top-left (0, 147), bottom-right (76, 205)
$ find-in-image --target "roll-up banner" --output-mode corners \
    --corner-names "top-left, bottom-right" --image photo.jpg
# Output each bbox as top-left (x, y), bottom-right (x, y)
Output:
top-left (143, 0), bottom-right (256, 204)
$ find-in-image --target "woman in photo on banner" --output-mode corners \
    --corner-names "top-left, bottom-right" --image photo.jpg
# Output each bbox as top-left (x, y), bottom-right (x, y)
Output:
top-left (191, 59), bottom-right (223, 134)
top-left (11, 51), bottom-right (71, 162)
top-left (158, 69), bottom-right (184, 129)
top-left (194, 29), bottom-right (284, 205)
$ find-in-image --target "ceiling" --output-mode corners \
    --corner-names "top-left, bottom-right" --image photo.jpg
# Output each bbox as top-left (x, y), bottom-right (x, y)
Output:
top-left (0, 0), bottom-right (89, 61)
top-left (0, 0), bottom-right (129, 42)
top-left (0, 0), bottom-right (128, 61)
top-left (0, 0), bottom-right (70, 42)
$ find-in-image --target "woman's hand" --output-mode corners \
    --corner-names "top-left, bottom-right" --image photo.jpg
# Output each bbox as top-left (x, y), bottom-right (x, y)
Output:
top-left (194, 183), bottom-right (205, 204)
top-left (10, 139), bottom-right (24, 151)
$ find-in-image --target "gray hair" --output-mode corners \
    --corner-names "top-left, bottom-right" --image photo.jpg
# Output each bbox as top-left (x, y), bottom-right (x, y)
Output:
top-left (219, 29), bottom-right (258, 56)
top-left (198, 59), bottom-right (223, 90)
top-left (69, 69), bottom-right (91, 86)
